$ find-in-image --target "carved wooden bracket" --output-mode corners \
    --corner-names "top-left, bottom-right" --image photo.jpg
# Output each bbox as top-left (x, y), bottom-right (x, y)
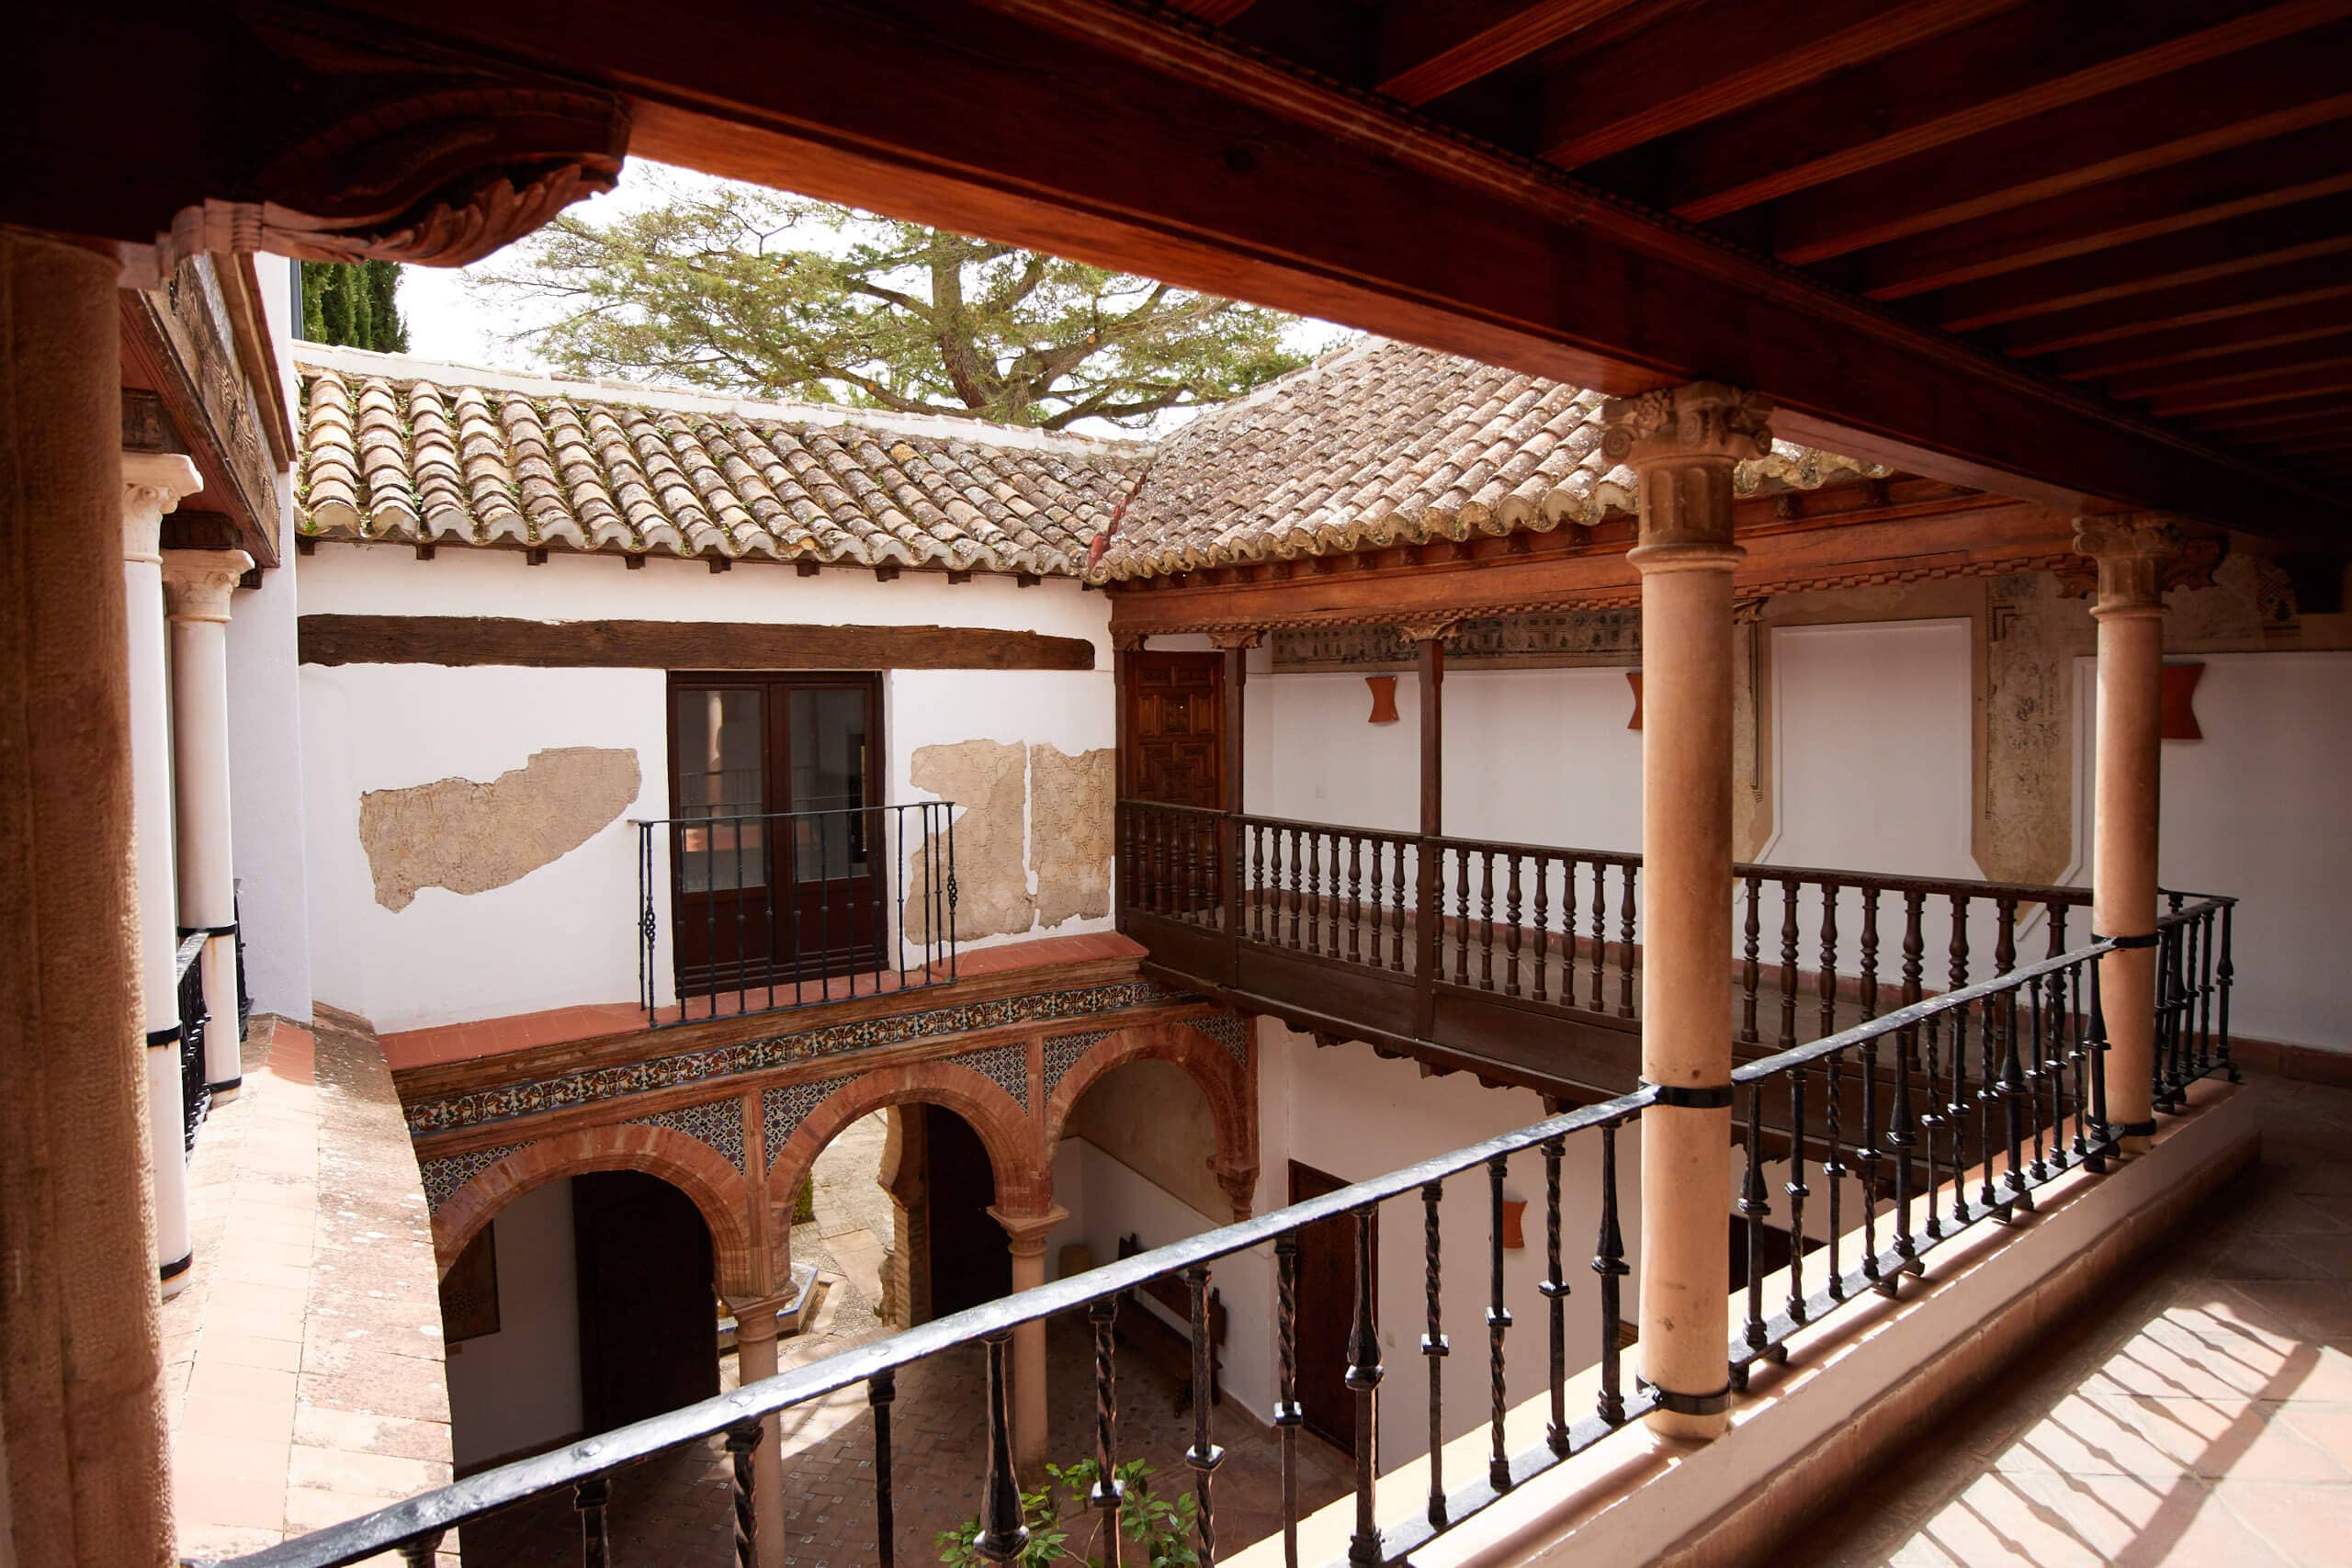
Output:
top-left (1205, 627), bottom-right (1263, 649)
top-left (1626, 671), bottom-right (1644, 730)
top-left (2160, 662), bottom-right (2204, 741)
top-left (1389, 614), bottom-right (1464, 645)
top-left (1364, 674), bottom-right (1400, 725)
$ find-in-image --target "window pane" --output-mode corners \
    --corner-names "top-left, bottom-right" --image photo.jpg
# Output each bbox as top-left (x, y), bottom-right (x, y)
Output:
top-left (674, 688), bottom-right (766, 893)
top-left (789, 687), bottom-right (871, 882)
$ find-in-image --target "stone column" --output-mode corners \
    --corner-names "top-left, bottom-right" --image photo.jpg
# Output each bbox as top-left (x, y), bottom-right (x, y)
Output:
top-left (161, 549), bottom-right (253, 1098)
top-left (0, 228), bottom-right (175, 1565)
top-left (1601, 382), bottom-right (1774, 1440)
top-left (124, 454), bottom-right (204, 1296)
top-left (726, 1295), bottom-right (793, 1568)
top-left (989, 1203), bottom-right (1069, 1468)
top-left (2074, 515), bottom-right (2179, 1148)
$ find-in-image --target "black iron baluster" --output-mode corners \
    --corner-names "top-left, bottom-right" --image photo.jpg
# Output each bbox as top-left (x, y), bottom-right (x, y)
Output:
top-left (1786, 1064), bottom-right (1809, 1324)
top-left (1275, 1234), bottom-right (1303, 1568)
top-left (1505, 852), bottom-right (1524, 998)
top-left (1778, 877), bottom-right (1800, 1051)
top-left (1421, 1180), bottom-right (1448, 1530)
top-left (2218, 901), bottom-right (2238, 1081)
top-left (1948, 897), bottom-right (1972, 1204)
top-left (1540, 1134), bottom-right (1570, 1456)
top-left (1485, 1155), bottom-right (1513, 1491)
top-left (727, 1417), bottom-right (763, 1568)
top-left (1616, 864), bottom-right (1637, 1019)
top-left (2198, 907), bottom-right (2217, 1077)
top-left (575, 1475), bottom-right (609, 1568)
top-left (702, 811), bottom-right (718, 1021)
top-left (763, 807), bottom-right (780, 1008)
top-left (1823, 1046), bottom-right (1846, 1303)
top-left (1089, 1298), bottom-right (1123, 1568)
top-left (395, 1532), bottom-right (444, 1567)
top-left (1918, 1009), bottom-right (1945, 1242)
top-left (1981, 987), bottom-right (2007, 1217)
top-left (2028, 972), bottom-right (2051, 1183)
top-left (1479, 852), bottom-right (1497, 991)
top-left (871, 1371), bottom-right (898, 1568)
top-left (1817, 878), bottom-right (1841, 1042)
top-left (732, 808), bottom-right (750, 1012)
top-left (2001, 985), bottom-right (2030, 1213)
top-left (1185, 1265), bottom-right (1225, 1566)
top-left (1886, 999), bottom-right (1917, 1289)
top-left (1739, 1086), bottom-right (1771, 1359)
top-left (1594, 1120), bottom-right (1629, 1423)
top-left (1740, 872), bottom-right (1763, 1044)
top-left (977, 1328), bottom-right (1028, 1563)
top-left (1531, 853), bottom-right (1551, 1003)
top-left (1588, 860), bottom-right (1607, 1011)
top-left (2086, 954), bottom-right (2112, 1172)
top-left (1344, 1216), bottom-right (1381, 1568)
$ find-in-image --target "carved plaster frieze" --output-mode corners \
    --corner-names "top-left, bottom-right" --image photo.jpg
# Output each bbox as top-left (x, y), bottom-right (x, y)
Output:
top-left (1204, 627), bottom-right (1263, 649)
top-left (1389, 613), bottom-right (1464, 645)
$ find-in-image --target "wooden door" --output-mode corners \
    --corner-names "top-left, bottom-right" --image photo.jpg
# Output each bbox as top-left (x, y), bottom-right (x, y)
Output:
top-left (923, 1106), bottom-right (1009, 1317)
top-left (572, 1172), bottom-right (718, 1431)
top-left (669, 673), bottom-right (885, 995)
top-left (1126, 651), bottom-right (1224, 807)
top-left (1290, 1160), bottom-right (1373, 1451)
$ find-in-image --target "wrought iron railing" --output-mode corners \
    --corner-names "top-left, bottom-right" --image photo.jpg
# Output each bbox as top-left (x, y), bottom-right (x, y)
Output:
top-left (174, 931), bottom-right (210, 1154)
top-left (636, 800), bottom-right (958, 1027)
top-left (193, 897), bottom-right (2237, 1568)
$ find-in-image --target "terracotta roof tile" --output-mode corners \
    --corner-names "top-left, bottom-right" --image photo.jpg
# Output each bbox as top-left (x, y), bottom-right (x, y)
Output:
top-left (293, 339), bottom-right (1883, 580)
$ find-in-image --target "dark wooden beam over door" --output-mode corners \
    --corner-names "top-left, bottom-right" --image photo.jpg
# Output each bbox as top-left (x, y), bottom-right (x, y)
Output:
top-left (297, 615), bottom-right (1096, 671)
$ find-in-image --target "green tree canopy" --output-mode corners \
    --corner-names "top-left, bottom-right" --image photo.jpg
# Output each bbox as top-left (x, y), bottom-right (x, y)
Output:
top-left (475, 188), bottom-right (1317, 430)
top-left (300, 260), bottom-right (409, 352)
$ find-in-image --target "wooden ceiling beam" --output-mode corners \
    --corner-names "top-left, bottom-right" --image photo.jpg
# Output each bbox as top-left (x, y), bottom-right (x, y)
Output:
top-left (2146, 363), bottom-right (2352, 417)
top-left (1929, 194), bottom-right (2352, 331)
top-left (1643, 0), bottom-right (2352, 222)
top-left (1769, 25), bottom-right (2352, 265)
top-left (1999, 263), bottom-right (2352, 356)
top-left (1533, 0), bottom-right (2015, 170)
top-left (2245, 432), bottom-right (2352, 456)
top-left (2048, 299), bottom-right (2352, 379)
top-left (1858, 124), bottom-right (2352, 300)
top-left (1168, 0), bottom-right (1260, 21)
top-left (2108, 345), bottom-right (2352, 402)
top-left (2191, 399), bottom-right (2352, 434)
top-left (1374, 0), bottom-right (1637, 107)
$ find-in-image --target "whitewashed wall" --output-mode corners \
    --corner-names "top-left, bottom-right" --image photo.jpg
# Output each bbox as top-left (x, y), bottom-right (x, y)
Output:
top-left (299, 546), bottom-right (1114, 1031)
top-left (2075, 650), bottom-right (2352, 1053)
top-left (445, 1178), bottom-right (583, 1470)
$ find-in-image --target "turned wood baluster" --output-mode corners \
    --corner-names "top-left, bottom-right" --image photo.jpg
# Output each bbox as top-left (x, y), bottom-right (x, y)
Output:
top-left (1250, 822), bottom-right (1267, 942)
top-left (1288, 828), bottom-right (1304, 950)
top-left (1817, 879), bottom-right (1841, 1042)
top-left (1739, 872), bottom-right (1763, 1044)
top-left (1616, 864), bottom-right (1637, 1019)
top-left (1306, 833), bottom-right (1324, 956)
top-left (1778, 877), bottom-right (1801, 1052)
top-left (1531, 854), bottom-right (1551, 1004)
top-left (1588, 860), bottom-right (1607, 1011)
top-left (1346, 834), bottom-right (1363, 965)
top-left (1367, 835), bottom-right (1385, 964)
top-left (1456, 847), bottom-right (1474, 986)
top-left (1392, 840), bottom-right (1409, 973)
top-left (1505, 852), bottom-right (1524, 997)
top-left (1479, 852), bottom-right (1497, 992)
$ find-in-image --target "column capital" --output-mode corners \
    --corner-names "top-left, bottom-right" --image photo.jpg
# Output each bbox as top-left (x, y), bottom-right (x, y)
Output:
top-left (2071, 513), bottom-right (2182, 618)
top-left (724, 1294), bottom-right (797, 1343)
top-left (1390, 613), bottom-right (1464, 645)
top-left (1205, 627), bottom-right (1263, 650)
top-left (121, 453), bottom-right (203, 564)
top-left (161, 549), bottom-right (254, 623)
top-left (1602, 382), bottom-right (1772, 564)
top-left (986, 1203), bottom-right (1069, 1254)
top-left (1112, 629), bottom-right (1151, 653)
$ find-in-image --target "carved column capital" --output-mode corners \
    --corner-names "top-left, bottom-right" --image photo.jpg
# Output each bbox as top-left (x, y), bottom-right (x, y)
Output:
top-left (1112, 629), bottom-right (1151, 653)
top-left (122, 453), bottom-right (203, 564)
top-left (1214, 1162), bottom-right (1260, 1221)
top-left (2071, 513), bottom-right (2183, 618)
top-left (161, 550), bottom-right (254, 623)
top-left (986, 1203), bottom-right (1070, 1256)
top-left (1602, 382), bottom-right (1773, 565)
top-left (1205, 627), bottom-right (1263, 650)
top-left (1390, 614), bottom-right (1464, 645)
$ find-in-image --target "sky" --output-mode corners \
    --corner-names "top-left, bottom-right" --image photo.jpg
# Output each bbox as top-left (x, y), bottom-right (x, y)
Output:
top-left (394, 160), bottom-right (1354, 434)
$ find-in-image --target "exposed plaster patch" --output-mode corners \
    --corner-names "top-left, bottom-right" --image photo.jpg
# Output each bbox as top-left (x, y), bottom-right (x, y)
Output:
top-left (910, 739), bottom-right (1032, 939)
top-left (360, 747), bottom-right (639, 912)
top-left (1029, 743), bottom-right (1114, 927)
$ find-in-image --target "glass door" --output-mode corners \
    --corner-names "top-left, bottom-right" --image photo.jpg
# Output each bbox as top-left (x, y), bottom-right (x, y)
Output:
top-left (668, 673), bottom-right (884, 998)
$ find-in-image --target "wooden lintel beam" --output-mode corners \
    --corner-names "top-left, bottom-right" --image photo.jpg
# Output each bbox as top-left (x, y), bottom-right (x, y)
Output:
top-left (1375, 0), bottom-right (1635, 107)
top-left (1535, 0), bottom-right (2013, 170)
top-left (1859, 124), bottom-right (2352, 300)
top-left (1770, 24), bottom-right (2352, 265)
top-left (2043, 297), bottom-right (2352, 377)
top-left (1931, 195), bottom-right (2352, 331)
top-left (297, 615), bottom-right (1097, 671)
top-left (1648, 0), bottom-right (2352, 221)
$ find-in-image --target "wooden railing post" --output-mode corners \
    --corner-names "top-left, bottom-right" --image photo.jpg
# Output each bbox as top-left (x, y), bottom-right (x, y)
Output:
top-left (1403, 624), bottom-right (1456, 1038)
top-left (1211, 630), bottom-right (1259, 986)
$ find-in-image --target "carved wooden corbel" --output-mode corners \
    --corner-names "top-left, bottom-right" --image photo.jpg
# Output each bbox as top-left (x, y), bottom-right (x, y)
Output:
top-left (1389, 613), bottom-right (1464, 645)
top-left (1205, 627), bottom-right (1264, 649)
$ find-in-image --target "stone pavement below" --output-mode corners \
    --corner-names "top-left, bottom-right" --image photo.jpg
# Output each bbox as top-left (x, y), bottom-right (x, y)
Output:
top-left (163, 1013), bottom-right (455, 1565)
top-left (1811, 1069), bottom-right (2352, 1567)
top-left (458, 1308), bottom-right (1352, 1565)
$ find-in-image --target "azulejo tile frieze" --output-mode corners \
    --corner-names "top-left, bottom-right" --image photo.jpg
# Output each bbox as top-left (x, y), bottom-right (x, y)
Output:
top-left (1193, 1012), bottom-right (1250, 1071)
top-left (402, 980), bottom-right (1189, 1140)
top-left (956, 1042), bottom-right (1032, 1111)
top-left (631, 1098), bottom-right (748, 1173)
top-left (761, 1076), bottom-right (859, 1169)
top-left (1041, 1030), bottom-right (1115, 1100)
top-left (421, 1141), bottom-right (532, 1214)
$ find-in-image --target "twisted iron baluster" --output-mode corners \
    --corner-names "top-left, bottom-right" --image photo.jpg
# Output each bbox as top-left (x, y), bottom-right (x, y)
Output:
top-left (1422, 1180), bottom-right (1449, 1529)
top-left (1786, 1063), bottom-right (1810, 1324)
top-left (871, 1372), bottom-right (898, 1568)
top-left (1980, 990), bottom-right (2006, 1217)
top-left (1823, 1047), bottom-right (1847, 1303)
top-left (1185, 1265), bottom-right (1225, 1566)
top-left (976, 1330), bottom-right (1028, 1562)
top-left (1274, 1235), bottom-right (1302, 1568)
top-left (1858, 888), bottom-right (1883, 1286)
top-left (1740, 1086), bottom-right (1771, 1359)
top-left (1090, 1298), bottom-right (1123, 1568)
top-left (1949, 896), bottom-right (1973, 1226)
top-left (575, 1475), bottom-right (609, 1568)
top-left (2002, 985), bottom-right (2031, 1213)
top-left (1594, 1121), bottom-right (1629, 1423)
top-left (727, 1418), bottom-right (763, 1568)
top-left (1919, 1008), bottom-right (1945, 1242)
top-left (1540, 1134), bottom-right (1570, 1456)
top-left (2086, 954), bottom-right (2112, 1172)
top-left (1487, 1155), bottom-right (1514, 1491)
top-left (2028, 968), bottom-right (2051, 1183)
top-left (1344, 1218), bottom-right (1382, 1567)
top-left (2198, 907), bottom-right (2217, 1078)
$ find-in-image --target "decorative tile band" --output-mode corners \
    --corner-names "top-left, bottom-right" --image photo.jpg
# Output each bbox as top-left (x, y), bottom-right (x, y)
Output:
top-left (403, 979), bottom-right (1185, 1139)
top-left (1193, 1012), bottom-right (1250, 1071)
top-left (631, 1098), bottom-right (748, 1173)
top-left (762, 1075), bottom-right (859, 1168)
top-left (956, 1042), bottom-right (1031, 1111)
top-left (422, 1141), bottom-right (531, 1214)
top-left (1041, 1030), bottom-right (1115, 1100)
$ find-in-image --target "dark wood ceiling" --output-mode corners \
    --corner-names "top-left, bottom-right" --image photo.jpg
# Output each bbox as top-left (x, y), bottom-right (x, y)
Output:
top-left (1195, 0), bottom-right (2352, 493)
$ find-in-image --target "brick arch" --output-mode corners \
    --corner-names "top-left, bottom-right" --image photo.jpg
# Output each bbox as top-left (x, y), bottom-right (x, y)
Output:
top-left (1042, 1021), bottom-right (1256, 1214)
top-left (764, 1060), bottom-right (1046, 1216)
top-left (433, 1122), bottom-right (768, 1299)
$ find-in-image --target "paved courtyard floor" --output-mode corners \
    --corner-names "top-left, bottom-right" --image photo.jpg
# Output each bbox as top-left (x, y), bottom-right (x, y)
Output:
top-left (1811, 1069), bottom-right (2352, 1567)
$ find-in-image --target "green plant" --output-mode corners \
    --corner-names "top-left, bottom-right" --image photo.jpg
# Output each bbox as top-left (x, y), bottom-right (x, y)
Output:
top-left (936, 1458), bottom-right (1198, 1567)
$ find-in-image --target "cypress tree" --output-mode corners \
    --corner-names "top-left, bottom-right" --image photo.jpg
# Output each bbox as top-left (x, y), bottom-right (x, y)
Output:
top-left (299, 260), bottom-right (408, 352)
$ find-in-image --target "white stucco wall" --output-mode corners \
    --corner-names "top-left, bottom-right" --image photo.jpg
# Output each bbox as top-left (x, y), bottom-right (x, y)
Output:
top-left (227, 502), bottom-right (315, 1021)
top-left (445, 1178), bottom-right (583, 1470)
top-left (299, 546), bottom-right (1115, 1030)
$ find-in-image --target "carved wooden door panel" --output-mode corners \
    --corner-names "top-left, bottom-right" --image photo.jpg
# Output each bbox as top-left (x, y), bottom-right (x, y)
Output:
top-left (1126, 651), bottom-right (1224, 807)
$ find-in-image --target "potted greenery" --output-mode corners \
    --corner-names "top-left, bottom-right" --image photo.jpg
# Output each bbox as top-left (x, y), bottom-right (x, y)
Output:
top-left (937, 1459), bottom-right (1199, 1567)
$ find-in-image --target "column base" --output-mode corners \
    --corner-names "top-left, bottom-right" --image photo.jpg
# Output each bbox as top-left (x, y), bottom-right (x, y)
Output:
top-left (160, 1252), bottom-right (194, 1299)
top-left (208, 1077), bottom-right (242, 1102)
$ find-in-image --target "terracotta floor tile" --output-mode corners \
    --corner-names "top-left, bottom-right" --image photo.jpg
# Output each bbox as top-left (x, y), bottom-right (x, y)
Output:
top-left (200, 1331), bottom-right (306, 1375)
top-left (2209, 1477), bottom-right (2352, 1567)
